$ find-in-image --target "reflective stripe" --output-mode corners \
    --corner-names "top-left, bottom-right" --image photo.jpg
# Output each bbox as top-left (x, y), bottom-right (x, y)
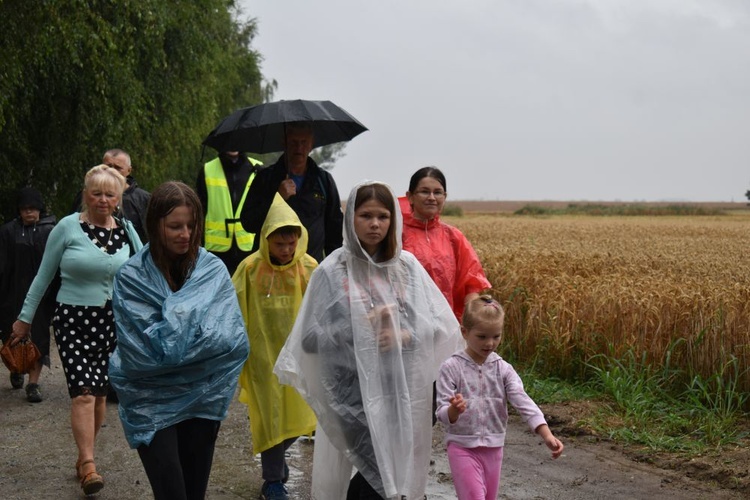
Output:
top-left (204, 158), bottom-right (257, 251)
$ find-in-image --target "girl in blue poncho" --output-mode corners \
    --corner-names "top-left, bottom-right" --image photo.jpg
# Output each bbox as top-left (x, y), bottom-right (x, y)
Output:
top-left (110, 182), bottom-right (249, 500)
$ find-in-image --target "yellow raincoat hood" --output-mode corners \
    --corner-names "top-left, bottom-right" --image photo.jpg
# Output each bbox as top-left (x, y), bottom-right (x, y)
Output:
top-left (232, 194), bottom-right (318, 453)
top-left (257, 194), bottom-right (310, 270)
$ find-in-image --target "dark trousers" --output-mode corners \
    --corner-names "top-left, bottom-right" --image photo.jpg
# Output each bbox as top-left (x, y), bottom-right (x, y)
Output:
top-left (260, 437), bottom-right (297, 482)
top-left (137, 418), bottom-right (221, 500)
top-left (347, 471), bottom-right (384, 500)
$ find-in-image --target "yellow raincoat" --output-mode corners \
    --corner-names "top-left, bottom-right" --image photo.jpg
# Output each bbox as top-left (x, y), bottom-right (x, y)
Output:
top-left (232, 194), bottom-right (318, 453)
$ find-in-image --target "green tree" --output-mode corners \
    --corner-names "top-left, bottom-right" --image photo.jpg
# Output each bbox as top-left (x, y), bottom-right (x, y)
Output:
top-left (0, 0), bottom-right (262, 221)
top-left (311, 142), bottom-right (348, 171)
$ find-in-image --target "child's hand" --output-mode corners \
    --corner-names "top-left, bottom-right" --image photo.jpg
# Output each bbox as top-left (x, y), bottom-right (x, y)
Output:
top-left (449, 393), bottom-right (467, 414)
top-left (545, 436), bottom-right (564, 459)
top-left (535, 424), bottom-right (564, 459)
top-left (446, 393), bottom-right (467, 423)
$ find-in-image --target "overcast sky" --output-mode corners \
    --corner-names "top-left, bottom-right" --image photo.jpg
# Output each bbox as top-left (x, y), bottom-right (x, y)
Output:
top-left (238, 0), bottom-right (749, 202)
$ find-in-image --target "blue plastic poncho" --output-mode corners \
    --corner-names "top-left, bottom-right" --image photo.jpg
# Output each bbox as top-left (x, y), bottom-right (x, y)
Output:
top-left (110, 246), bottom-right (249, 448)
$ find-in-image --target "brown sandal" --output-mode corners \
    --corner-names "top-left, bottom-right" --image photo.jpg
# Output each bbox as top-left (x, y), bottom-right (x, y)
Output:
top-left (79, 459), bottom-right (104, 495)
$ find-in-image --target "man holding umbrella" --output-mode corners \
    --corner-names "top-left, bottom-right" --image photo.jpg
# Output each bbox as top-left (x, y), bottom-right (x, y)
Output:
top-left (204, 99), bottom-right (366, 263)
top-left (240, 122), bottom-right (342, 262)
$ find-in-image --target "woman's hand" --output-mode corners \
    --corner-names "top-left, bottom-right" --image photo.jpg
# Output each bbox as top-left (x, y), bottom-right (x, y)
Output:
top-left (377, 324), bottom-right (403, 352)
top-left (10, 320), bottom-right (31, 346)
top-left (369, 304), bottom-right (399, 352)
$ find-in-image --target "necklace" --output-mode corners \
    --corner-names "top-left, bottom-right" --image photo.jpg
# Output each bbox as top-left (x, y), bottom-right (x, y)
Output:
top-left (82, 214), bottom-right (114, 252)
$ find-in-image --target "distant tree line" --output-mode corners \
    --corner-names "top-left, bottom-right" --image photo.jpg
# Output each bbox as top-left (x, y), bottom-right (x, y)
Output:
top-left (0, 0), bottom-right (264, 222)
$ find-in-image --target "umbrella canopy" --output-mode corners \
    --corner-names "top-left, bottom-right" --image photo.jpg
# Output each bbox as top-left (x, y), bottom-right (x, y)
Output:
top-left (203, 99), bottom-right (368, 153)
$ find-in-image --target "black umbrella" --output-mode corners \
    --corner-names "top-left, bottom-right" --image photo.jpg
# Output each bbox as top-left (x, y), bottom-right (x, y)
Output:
top-left (203, 99), bottom-right (368, 153)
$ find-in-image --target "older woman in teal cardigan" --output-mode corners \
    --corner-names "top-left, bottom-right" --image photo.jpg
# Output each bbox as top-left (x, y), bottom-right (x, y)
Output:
top-left (10, 165), bottom-right (142, 496)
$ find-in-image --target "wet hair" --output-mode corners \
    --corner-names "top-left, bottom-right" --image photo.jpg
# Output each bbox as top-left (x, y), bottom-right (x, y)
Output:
top-left (284, 121), bottom-right (314, 136)
top-left (462, 294), bottom-right (505, 332)
top-left (268, 225), bottom-right (302, 240)
top-left (354, 183), bottom-right (397, 261)
top-left (81, 164), bottom-right (126, 212)
top-left (408, 166), bottom-right (447, 193)
top-left (146, 181), bottom-right (204, 291)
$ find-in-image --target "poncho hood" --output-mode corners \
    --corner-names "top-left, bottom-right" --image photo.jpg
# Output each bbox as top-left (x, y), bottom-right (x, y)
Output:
top-left (258, 193), bottom-right (309, 270)
top-left (343, 180), bottom-right (403, 266)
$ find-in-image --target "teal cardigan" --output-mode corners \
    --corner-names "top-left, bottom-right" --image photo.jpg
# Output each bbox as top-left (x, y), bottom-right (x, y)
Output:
top-left (18, 213), bottom-right (143, 324)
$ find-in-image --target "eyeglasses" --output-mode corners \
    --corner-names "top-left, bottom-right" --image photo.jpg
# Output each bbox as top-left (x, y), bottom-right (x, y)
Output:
top-left (413, 190), bottom-right (446, 199)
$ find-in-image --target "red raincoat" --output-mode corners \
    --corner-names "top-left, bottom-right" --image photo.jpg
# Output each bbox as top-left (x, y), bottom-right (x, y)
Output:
top-left (400, 197), bottom-right (491, 321)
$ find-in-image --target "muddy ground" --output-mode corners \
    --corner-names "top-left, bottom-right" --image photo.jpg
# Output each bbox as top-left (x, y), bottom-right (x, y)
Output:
top-left (2, 348), bottom-right (749, 499)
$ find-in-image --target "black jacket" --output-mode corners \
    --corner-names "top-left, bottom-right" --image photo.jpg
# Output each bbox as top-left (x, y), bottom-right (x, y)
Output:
top-left (0, 214), bottom-right (58, 353)
top-left (240, 155), bottom-right (343, 262)
top-left (121, 178), bottom-right (150, 243)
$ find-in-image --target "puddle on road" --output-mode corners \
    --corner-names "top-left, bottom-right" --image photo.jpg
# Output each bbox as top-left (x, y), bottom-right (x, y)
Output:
top-left (264, 435), bottom-right (458, 499)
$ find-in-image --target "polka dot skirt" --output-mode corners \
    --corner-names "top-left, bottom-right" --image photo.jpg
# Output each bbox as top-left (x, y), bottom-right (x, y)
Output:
top-left (52, 301), bottom-right (117, 398)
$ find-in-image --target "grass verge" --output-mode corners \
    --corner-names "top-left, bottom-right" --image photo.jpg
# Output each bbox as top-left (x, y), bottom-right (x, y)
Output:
top-left (515, 348), bottom-right (749, 455)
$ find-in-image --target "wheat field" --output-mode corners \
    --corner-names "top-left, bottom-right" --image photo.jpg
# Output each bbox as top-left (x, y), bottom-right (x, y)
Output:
top-left (449, 213), bottom-right (750, 391)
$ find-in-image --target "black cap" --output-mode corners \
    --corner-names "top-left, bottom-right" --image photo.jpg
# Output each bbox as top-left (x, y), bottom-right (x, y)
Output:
top-left (17, 187), bottom-right (45, 213)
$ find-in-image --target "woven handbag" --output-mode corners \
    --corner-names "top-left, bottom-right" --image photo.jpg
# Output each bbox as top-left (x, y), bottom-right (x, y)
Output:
top-left (0, 338), bottom-right (41, 374)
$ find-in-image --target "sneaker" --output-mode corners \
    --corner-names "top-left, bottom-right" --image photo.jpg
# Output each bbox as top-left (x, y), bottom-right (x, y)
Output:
top-left (260, 480), bottom-right (288, 500)
top-left (25, 383), bottom-right (42, 403)
top-left (10, 373), bottom-right (24, 389)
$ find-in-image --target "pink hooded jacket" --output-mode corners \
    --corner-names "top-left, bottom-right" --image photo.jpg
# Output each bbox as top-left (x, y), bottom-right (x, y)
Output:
top-left (436, 350), bottom-right (547, 449)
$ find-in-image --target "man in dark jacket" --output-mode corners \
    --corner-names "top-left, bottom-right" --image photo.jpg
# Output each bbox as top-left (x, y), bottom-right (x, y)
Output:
top-left (70, 149), bottom-right (150, 243)
top-left (0, 187), bottom-right (57, 402)
top-left (240, 122), bottom-right (343, 262)
top-left (102, 149), bottom-right (150, 243)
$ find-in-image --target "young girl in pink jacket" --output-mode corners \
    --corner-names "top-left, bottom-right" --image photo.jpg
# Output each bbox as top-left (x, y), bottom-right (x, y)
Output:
top-left (436, 295), bottom-right (564, 499)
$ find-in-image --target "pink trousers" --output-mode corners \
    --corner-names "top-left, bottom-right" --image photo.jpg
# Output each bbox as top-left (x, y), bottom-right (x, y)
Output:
top-left (447, 442), bottom-right (504, 500)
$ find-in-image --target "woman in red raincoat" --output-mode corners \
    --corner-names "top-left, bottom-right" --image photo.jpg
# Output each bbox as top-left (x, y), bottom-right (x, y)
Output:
top-left (401, 166), bottom-right (491, 322)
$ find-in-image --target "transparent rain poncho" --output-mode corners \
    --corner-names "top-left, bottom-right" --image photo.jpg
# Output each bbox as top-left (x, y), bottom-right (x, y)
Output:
top-left (274, 181), bottom-right (462, 499)
top-left (110, 247), bottom-right (249, 448)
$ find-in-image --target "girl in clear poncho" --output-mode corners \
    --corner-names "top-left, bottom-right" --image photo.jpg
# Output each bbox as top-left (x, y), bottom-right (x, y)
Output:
top-left (274, 181), bottom-right (462, 499)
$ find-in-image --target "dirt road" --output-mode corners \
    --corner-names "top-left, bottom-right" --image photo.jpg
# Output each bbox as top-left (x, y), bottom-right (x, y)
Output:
top-left (1, 349), bottom-right (745, 499)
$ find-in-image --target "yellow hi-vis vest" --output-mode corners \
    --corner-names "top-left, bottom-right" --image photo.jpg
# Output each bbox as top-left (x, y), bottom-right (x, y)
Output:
top-left (204, 157), bottom-right (258, 252)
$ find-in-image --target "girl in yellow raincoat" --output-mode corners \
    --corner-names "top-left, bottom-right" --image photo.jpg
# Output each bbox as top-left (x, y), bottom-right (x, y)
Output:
top-left (232, 194), bottom-right (318, 500)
